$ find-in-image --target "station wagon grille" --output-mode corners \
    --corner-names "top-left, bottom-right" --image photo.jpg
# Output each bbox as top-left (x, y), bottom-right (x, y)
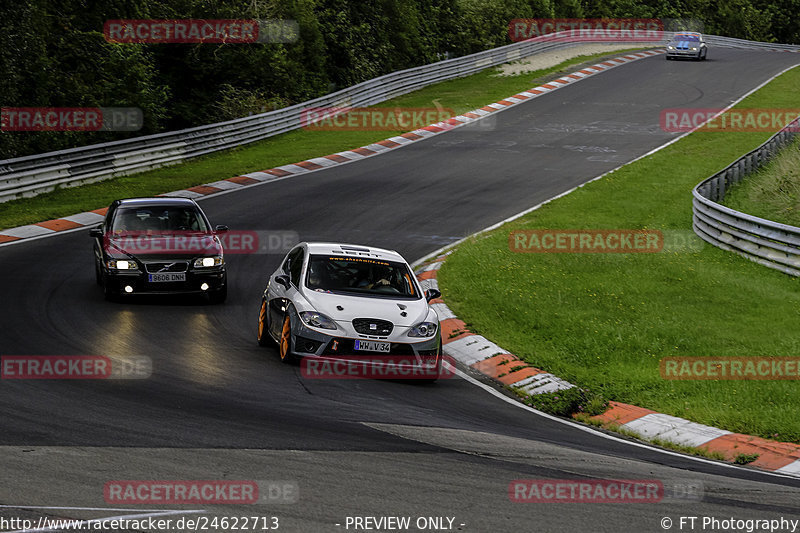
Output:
top-left (145, 261), bottom-right (188, 273)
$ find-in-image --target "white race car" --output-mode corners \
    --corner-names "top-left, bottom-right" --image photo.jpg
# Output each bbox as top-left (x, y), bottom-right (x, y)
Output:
top-left (257, 242), bottom-right (442, 375)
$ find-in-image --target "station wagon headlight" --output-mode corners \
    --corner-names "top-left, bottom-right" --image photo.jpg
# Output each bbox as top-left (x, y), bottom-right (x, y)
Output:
top-left (408, 322), bottom-right (437, 338)
top-left (194, 256), bottom-right (223, 268)
top-left (299, 311), bottom-right (337, 330)
top-left (107, 259), bottom-right (138, 270)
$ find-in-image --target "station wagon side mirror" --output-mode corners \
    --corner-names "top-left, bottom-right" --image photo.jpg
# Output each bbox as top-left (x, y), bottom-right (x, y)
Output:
top-left (89, 227), bottom-right (103, 238)
top-left (275, 274), bottom-right (291, 289)
top-left (425, 288), bottom-right (441, 302)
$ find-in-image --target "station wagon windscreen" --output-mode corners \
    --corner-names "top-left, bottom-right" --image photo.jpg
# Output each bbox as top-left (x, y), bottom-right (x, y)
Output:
top-left (306, 255), bottom-right (420, 298)
top-left (112, 206), bottom-right (209, 233)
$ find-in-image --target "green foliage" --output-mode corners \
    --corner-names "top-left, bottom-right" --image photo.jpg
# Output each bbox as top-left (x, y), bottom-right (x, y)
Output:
top-left (1, 0), bottom-right (798, 159)
top-left (523, 387), bottom-right (608, 417)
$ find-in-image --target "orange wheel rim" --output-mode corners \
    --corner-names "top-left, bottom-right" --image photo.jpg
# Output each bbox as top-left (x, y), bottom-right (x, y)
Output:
top-left (280, 316), bottom-right (291, 359)
top-left (258, 301), bottom-right (267, 338)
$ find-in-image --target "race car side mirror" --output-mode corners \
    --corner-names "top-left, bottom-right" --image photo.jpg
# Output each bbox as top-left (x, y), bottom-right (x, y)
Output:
top-left (275, 274), bottom-right (291, 289)
top-left (425, 288), bottom-right (441, 302)
top-left (89, 228), bottom-right (103, 238)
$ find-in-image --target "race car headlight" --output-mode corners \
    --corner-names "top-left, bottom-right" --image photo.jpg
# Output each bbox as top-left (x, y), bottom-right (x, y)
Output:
top-left (667, 45), bottom-right (674, 49)
top-left (408, 322), bottom-right (437, 338)
top-left (107, 259), bottom-right (138, 270)
top-left (691, 46), bottom-right (698, 51)
top-left (299, 311), bottom-right (337, 330)
top-left (193, 256), bottom-right (224, 268)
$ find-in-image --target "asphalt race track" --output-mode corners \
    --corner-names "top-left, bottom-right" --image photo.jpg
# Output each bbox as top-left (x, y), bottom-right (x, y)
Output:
top-left (3, 49), bottom-right (800, 532)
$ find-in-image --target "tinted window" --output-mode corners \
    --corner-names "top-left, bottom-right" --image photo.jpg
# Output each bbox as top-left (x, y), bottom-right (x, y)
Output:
top-left (305, 255), bottom-right (420, 299)
top-left (111, 206), bottom-right (209, 233)
top-left (288, 248), bottom-right (304, 286)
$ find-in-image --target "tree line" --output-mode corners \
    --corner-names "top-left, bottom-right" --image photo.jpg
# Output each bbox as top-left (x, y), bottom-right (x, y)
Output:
top-left (1, 0), bottom-right (797, 159)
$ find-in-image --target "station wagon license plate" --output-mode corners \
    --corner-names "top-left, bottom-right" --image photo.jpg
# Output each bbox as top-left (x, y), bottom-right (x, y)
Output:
top-left (354, 340), bottom-right (391, 353)
top-left (148, 272), bottom-right (186, 282)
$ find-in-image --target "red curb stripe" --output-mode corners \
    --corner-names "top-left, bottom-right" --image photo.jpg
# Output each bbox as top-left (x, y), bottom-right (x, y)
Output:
top-left (479, 106), bottom-right (497, 112)
top-left (351, 147), bottom-right (376, 156)
top-left (541, 84), bottom-right (558, 89)
top-left (567, 74), bottom-right (582, 80)
top-left (445, 118), bottom-right (461, 125)
top-left (401, 132), bottom-right (423, 140)
top-left (325, 154), bottom-right (351, 163)
top-left (579, 69), bottom-right (595, 75)
top-left (702, 434), bottom-right (800, 470)
top-left (497, 366), bottom-right (543, 385)
top-left (227, 176), bottom-right (260, 185)
top-left (91, 208), bottom-right (109, 216)
top-left (377, 140), bottom-right (401, 148)
top-left (185, 185), bottom-right (222, 195)
top-left (553, 79), bottom-right (569, 84)
top-left (263, 168), bottom-right (293, 177)
top-left (0, 235), bottom-right (22, 244)
top-left (512, 94), bottom-right (530, 100)
top-left (527, 89), bottom-right (544, 94)
top-left (294, 160), bottom-right (324, 170)
top-left (422, 125), bottom-right (445, 132)
top-left (471, 354), bottom-right (520, 379)
top-left (440, 318), bottom-right (473, 344)
top-left (601, 61), bottom-right (617, 66)
top-left (497, 100), bottom-right (515, 106)
top-left (588, 401), bottom-right (657, 426)
top-left (416, 270), bottom-right (437, 280)
top-left (36, 219), bottom-right (82, 232)
top-left (463, 112), bottom-right (481, 119)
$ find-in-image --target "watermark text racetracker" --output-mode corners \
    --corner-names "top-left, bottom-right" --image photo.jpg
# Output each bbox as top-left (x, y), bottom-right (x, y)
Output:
top-left (661, 357), bottom-right (800, 380)
top-left (1, 107), bottom-right (143, 132)
top-left (104, 480), bottom-right (298, 504)
top-left (510, 479), bottom-right (703, 503)
top-left (301, 107), bottom-right (457, 131)
top-left (102, 230), bottom-right (298, 255)
top-left (104, 19), bottom-right (298, 43)
top-left (661, 109), bottom-right (800, 132)
top-left (1, 355), bottom-right (151, 379)
top-left (509, 229), bottom-right (703, 253)
top-left (508, 18), bottom-right (663, 42)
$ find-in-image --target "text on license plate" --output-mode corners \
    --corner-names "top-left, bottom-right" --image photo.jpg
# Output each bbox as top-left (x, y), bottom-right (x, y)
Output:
top-left (354, 340), bottom-right (391, 352)
top-left (148, 272), bottom-right (186, 282)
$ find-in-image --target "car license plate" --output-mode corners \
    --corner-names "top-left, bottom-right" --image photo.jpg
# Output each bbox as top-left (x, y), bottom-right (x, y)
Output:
top-left (148, 272), bottom-right (186, 282)
top-left (354, 340), bottom-right (391, 353)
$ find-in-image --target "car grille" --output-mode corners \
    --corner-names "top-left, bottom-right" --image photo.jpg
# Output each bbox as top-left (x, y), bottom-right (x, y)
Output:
top-left (352, 318), bottom-right (394, 336)
top-left (145, 261), bottom-right (188, 273)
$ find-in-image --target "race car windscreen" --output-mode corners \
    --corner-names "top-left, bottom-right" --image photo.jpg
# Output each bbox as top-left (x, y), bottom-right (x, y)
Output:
top-left (674, 34), bottom-right (700, 41)
top-left (111, 206), bottom-right (210, 234)
top-left (305, 255), bottom-right (420, 298)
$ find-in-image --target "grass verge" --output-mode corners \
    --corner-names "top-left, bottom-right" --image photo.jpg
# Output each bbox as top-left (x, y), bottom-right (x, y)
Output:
top-left (723, 137), bottom-right (800, 225)
top-left (0, 47), bottom-right (649, 231)
top-left (438, 65), bottom-right (800, 443)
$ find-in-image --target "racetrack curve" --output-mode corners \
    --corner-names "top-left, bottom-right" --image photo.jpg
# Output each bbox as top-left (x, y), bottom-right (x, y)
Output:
top-left (3, 49), bottom-right (800, 532)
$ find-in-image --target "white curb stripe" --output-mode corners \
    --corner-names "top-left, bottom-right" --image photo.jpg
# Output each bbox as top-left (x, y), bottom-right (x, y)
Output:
top-left (1, 225), bottom-right (55, 238)
top-left (62, 212), bottom-right (105, 225)
top-left (206, 179), bottom-right (242, 190)
top-left (444, 335), bottom-right (507, 366)
top-left (622, 413), bottom-right (732, 448)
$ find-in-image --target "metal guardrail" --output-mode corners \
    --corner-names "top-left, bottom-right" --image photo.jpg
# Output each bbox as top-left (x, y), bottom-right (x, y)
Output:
top-left (692, 117), bottom-right (800, 276)
top-left (1, 32), bottom-right (798, 203)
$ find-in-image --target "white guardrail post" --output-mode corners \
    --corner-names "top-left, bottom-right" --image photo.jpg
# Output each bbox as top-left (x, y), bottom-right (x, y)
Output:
top-left (1, 32), bottom-right (798, 203)
top-left (692, 116), bottom-right (800, 276)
